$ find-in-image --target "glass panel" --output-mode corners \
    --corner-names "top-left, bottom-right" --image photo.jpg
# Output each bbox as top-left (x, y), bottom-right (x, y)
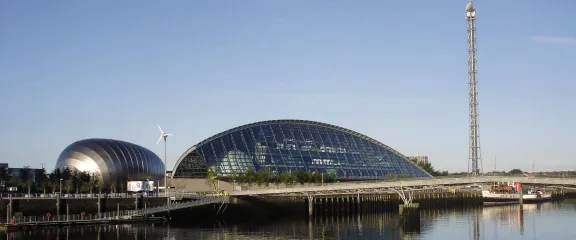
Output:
top-left (172, 121), bottom-right (432, 179)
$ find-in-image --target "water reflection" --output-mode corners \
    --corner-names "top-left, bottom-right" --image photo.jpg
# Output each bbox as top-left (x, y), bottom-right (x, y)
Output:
top-left (2, 200), bottom-right (576, 240)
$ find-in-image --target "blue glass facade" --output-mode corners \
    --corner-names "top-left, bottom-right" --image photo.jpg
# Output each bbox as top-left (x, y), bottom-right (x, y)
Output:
top-left (172, 120), bottom-right (432, 179)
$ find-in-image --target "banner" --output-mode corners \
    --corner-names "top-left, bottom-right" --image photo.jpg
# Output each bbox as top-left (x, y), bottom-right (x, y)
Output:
top-left (127, 181), bottom-right (155, 192)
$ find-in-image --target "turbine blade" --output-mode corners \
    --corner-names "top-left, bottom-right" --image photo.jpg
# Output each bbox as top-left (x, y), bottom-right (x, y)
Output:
top-left (156, 135), bottom-right (163, 144)
top-left (165, 133), bottom-right (174, 136)
top-left (157, 124), bottom-right (164, 134)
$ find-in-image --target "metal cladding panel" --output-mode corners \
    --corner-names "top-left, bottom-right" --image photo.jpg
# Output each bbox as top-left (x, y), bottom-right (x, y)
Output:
top-left (55, 138), bottom-right (165, 185)
top-left (172, 119), bottom-right (433, 179)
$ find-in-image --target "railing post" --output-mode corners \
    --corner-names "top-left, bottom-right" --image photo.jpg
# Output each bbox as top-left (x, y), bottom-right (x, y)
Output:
top-left (97, 194), bottom-right (101, 219)
top-left (8, 194), bottom-right (12, 221)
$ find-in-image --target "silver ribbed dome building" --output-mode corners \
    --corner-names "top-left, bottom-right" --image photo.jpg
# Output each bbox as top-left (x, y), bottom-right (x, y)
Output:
top-left (55, 138), bottom-right (165, 185)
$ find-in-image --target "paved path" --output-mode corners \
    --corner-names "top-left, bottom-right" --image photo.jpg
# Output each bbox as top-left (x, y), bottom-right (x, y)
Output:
top-left (230, 176), bottom-right (576, 196)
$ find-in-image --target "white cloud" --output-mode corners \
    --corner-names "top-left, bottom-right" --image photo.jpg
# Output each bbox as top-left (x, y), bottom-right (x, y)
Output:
top-left (530, 36), bottom-right (576, 44)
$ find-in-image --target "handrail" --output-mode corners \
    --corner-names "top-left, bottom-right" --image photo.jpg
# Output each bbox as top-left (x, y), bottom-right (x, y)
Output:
top-left (0, 192), bottom-right (163, 199)
top-left (0, 196), bottom-right (230, 224)
top-left (230, 176), bottom-right (576, 196)
top-left (136, 196), bottom-right (229, 216)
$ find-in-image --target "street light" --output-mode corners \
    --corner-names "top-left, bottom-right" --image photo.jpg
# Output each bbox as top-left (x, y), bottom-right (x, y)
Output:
top-left (146, 179), bottom-right (150, 195)
top-left (59, 178), bottom-right (63, 195)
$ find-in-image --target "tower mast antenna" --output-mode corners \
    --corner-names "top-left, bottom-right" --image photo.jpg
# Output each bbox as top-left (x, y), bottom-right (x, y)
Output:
top-left (466, 0), bottom-right (482, 176)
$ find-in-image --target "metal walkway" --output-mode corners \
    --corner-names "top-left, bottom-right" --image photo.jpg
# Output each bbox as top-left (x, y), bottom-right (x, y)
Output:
top-left (231, 176), bottom-right (576, 196)
top-left (135, 196), bottom-right (229, 216)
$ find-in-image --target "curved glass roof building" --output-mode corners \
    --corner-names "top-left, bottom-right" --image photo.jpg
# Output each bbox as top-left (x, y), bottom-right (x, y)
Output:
top-left (56, 138), bottom-right (165, 185)
top-left (172, 120), bottom-right (432, 179)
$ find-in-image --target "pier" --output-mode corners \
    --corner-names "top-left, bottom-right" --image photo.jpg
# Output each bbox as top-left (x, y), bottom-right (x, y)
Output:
top-left (0, 196), bottom-right (229, 232)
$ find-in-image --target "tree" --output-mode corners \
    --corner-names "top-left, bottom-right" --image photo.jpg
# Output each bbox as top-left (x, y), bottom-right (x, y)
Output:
top-left (509, 169), bottom-right (523, 174)
top-left (78, 171), bottom-right (91, 193)
top-left (289, 171), bottom-right (298, 185)
top-left (409, 159), bottom-right (444, 176)
top-left (279, 171), bottom-right (291, 185)
top-left (326, 172), bottom-right (337, 183)
top-left (255, 169), bottom-right (272, 187)
top-left (51, 168), bottom-right (62, 193)
top-left (296, 170), bottom-right (307, 185)
top-left (0, 167), bottom-right (9, 190)
top-left (119, 178), bottom-right (126, 193)
top-left (109, 179), bottom-right (117, 193)
top-left (61, 167), bottom-right (72, 182)
top-left (303, 171), bottom-right (312, 184)
top-left (19, 166), bottom-right (32, 194)
top-left (228, 171), bottom-right (238, 185)
top-left (71, 170), bottom-right (81, 193)
top-left (271, 171), bottom-right (280, 187)
top-left (65, 179), bottom-right (72, 193)
top-left (205, 167), bottom-right (221, 190)
top-left (244, 168), bottom-right (255, 186)
top-left (36, 168), bottom-right (48, 194)
top-left (91, 172), bottom-right (102, 193)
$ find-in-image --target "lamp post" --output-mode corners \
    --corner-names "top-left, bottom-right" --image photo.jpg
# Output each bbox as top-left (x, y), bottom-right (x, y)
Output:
top-left (58, 178), bottom-right (63, 217)
top-left (146, 179), bottom-right (150, 193)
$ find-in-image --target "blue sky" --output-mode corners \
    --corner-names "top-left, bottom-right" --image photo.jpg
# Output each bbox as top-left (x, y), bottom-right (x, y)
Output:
top-left (0, 0), bottom-right (574, 173)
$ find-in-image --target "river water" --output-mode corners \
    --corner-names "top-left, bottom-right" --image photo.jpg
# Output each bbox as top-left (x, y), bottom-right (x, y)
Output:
top-left (3, 199), bottom-right (576, 240)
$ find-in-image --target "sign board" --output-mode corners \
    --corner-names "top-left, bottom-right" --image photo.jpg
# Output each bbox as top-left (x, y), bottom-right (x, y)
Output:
top-left (127, 181), bottom-right (155, 192)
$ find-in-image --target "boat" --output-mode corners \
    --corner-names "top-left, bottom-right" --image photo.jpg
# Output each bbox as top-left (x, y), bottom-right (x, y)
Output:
top-left (481, 182), bottom-right (552, 205)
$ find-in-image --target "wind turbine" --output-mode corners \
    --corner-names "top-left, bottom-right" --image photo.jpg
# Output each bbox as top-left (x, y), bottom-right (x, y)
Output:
top-left (156, 124), bottom-right (173, 202)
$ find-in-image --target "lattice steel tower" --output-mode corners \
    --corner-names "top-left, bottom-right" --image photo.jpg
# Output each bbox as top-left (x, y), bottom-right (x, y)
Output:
top-left (466, 0), bottom-right (481, 176)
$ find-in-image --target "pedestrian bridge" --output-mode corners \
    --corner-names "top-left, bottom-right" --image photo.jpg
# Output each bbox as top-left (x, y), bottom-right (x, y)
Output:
top-left (230, 176), bottom-right (576, 196)
top-left (137, 196), bottom-right (230, 216)
top-left (105, 196), bottom-right (230, 219)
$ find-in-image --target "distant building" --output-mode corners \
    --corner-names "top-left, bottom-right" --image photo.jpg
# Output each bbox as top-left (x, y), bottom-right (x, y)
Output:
top-left (172, 119), bottom-right (432, 180)
top-left (407, 156), bottom-right (429, 165)
top-left (0, 163), bottom-right (43, 190)
top-left (7, 167), bottom-right (43, 182)
top-left (55, 138), bottom-right (165, 186)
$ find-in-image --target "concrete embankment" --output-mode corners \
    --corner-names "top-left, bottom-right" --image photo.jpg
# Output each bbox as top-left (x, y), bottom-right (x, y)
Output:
top-left (169, 189), bottom-right (571, 223)
top-left (167, 190), bottom-right (485, 224)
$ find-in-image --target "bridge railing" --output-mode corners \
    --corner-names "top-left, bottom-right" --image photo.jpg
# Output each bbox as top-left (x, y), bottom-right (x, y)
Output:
top-left (230, 175), bottom-right (525, 191)
top-left (137, 196), bottom-right (229, 215)
top-left (0, 208), bottom-right (142, 225)
top-left (0, 192), bottom-right (163, 199)
top-left (237, 175), bottom-right (576, 189)
top-left (0, 195), bottom-right (230, 225)
top-left (230, 176), bottom-right (576, 195)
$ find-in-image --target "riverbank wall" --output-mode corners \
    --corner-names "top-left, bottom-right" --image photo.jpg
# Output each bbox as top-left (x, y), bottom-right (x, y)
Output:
top-left (167, 190), bottom-right (485, 224)
top-left (0, 197), bottom-right (167, 217)
top-left (2, 189), bottom-right (571, 224)
top-left (169, 189), bottom-right (574, 224)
